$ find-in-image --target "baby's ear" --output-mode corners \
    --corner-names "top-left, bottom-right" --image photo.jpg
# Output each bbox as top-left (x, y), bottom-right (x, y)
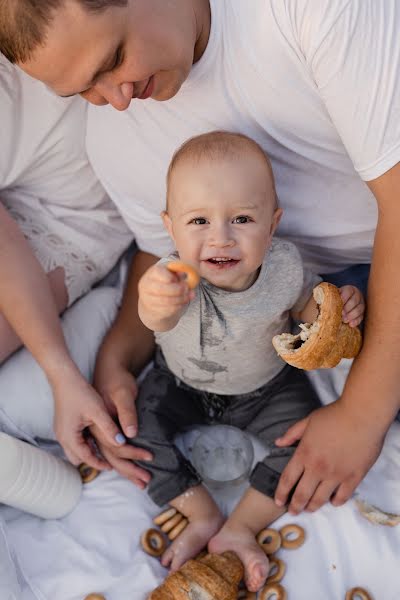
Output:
top-left (161, 210), bottom-right (174, 241)
top-left (270, 207), bottom-right (283, 235)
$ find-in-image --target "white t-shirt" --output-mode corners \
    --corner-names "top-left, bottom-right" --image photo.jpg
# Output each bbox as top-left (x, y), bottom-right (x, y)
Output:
top-left (0, 56), bottom-right (132, 303)
top-left (87, 0), bottom-right (400, 273)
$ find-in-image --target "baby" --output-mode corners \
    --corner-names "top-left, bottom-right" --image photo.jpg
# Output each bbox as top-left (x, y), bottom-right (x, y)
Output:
top-left (135, 131), bottom-right (364, 592)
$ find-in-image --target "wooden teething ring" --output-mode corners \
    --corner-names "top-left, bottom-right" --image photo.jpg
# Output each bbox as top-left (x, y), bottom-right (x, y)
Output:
top-left (141, 528), bottom-right (167, 557)
top-left (78, 463), bottom-right (99, 484)
top-left (166, 261), bottom-right (200, 289)
top-left (256, 528), bottom-right (282, 555)
top-left (259, 582), bottom-right (287, 600)
top-left (345, 587), bottom-right (373, 600)
top-left (279, 524), bottom-right (305, 549)
top-left (266, 557), bottom-right (286, 584)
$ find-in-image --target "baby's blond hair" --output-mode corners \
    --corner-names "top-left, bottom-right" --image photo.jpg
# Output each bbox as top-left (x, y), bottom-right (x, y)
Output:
top-left (166, 131), bottom-right (277, 211)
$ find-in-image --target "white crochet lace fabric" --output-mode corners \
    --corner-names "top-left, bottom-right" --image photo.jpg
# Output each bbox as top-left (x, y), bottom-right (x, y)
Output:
top-left (3, 198), bottom-right (131, 305)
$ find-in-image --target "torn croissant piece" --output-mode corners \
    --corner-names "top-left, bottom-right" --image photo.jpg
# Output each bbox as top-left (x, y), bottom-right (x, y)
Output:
top-left (355, 498), bottom-right (400, 527)
top-left (272, 282), bottom-right (362, 370)
top-left (147, 551), bottom-right (243, 600)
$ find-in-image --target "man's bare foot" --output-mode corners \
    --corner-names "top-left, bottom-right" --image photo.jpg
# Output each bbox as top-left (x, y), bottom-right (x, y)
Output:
top-left (208, 523), bottom-right (269, 592)
top-left (161, 513), bottom-right (224, 571)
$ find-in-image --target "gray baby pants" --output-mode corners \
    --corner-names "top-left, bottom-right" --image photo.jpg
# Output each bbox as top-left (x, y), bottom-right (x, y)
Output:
top-left (132, 350), bottom-right (320, 506)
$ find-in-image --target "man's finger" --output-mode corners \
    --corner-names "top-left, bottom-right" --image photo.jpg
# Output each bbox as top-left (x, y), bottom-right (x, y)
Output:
top-left (274, 458), bottom-right (304, 507)
top-left (275, 417), bottom-right (309, 447)
top-left (113, 387), bottom-right (138, 438)
top-left (331, 479), bottom-right (358, 507)
top-left (287, 471), bottom-right (320, 514)
top-left (305, 480), bottom-right (338, 512)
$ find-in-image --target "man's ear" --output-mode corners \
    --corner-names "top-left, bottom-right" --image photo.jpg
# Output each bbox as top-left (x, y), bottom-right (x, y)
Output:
top-left (270, 207), bottom-right (283, 236)
top-left (161, 210), bottom-right (175, 242)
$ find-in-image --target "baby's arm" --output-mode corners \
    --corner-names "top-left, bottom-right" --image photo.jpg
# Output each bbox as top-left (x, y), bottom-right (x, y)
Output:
top-left (292, 284), bottom-right (365, 327)
top-left (138, 263), bottom-right (195, 332)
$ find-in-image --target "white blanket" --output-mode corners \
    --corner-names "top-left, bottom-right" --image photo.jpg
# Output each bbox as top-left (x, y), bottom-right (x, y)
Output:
top-left (1, 285), bottom-right (399, 599)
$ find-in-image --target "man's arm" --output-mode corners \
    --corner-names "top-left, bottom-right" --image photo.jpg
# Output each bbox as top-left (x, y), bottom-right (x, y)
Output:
top-left (274, 162), bottom-right (400, 513)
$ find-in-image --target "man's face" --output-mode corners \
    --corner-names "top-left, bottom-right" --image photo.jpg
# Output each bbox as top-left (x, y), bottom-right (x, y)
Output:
top-left (19, 0), bottom-right (210, 111)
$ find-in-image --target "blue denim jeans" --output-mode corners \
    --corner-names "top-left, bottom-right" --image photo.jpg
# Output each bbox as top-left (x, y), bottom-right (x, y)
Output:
top-left (321, 263), bottom-right (370, 299)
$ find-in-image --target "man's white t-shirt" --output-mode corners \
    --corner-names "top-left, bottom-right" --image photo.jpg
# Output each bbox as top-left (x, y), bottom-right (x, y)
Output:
top-left (87, 0), bottom-right (400, 273)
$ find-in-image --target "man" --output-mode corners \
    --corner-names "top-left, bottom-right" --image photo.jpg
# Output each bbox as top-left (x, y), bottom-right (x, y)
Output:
top-left (1, 0), bottom-right (399, 520)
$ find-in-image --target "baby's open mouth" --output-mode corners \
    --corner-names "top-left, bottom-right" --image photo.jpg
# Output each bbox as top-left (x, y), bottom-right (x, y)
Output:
top-left (206, 258), bottom-right (239, 267)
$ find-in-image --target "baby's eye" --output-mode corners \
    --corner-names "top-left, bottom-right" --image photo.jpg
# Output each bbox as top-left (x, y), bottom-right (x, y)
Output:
top-left (190, 217), bottom-right (208, 225)
top-left (233, 215), bottom-right (251, 224)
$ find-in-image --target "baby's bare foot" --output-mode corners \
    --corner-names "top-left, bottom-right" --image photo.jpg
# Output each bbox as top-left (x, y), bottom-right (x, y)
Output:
top-left (208, 523), bottom-right (269, 592)
top-left (161, 514), bottom-right (224, 572)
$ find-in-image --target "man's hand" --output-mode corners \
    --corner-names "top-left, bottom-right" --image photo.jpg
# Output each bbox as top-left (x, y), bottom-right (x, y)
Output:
top-left (339, 285), bottom-right (365, 328)
top-left (52, 371), bottom-right (127, 471)
top-left (274, 400), bottom-right (384, 513)
top-left (92, 358), bottom-right (153, 489)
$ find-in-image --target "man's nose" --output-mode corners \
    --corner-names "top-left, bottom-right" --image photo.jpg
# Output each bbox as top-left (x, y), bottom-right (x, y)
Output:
top-left (85, 80), bottom-right (134, 111)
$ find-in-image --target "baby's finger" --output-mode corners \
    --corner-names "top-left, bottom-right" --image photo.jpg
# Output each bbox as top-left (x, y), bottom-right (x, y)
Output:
top-left (339, 285), bottom-right (354, 304)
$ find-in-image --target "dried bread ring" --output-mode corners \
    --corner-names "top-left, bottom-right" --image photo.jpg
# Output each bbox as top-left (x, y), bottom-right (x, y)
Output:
top-left (168, 517), bottom-right (188, 540)
top-left (141, 528), bottom-right (167, 557)
top-left (84, 595), bottom-right (106, 600)
top-left (259, 582), bottom-right (287, 600)
top-left (345, 587), bottom-right (373, 600)
top-left (272, 282), bottom-right (362, 370)
top-left (256, 528), bottom-right (282, 555)
top-left (78, 463), bottom-right (99, 484)
top-left (266, 557), bottom-right (286, 584)
top-left (167, 261), bottom-right (200, 289)
top-left (161, 512), bottom-right (183, 533)
top-left (279, 524), bottom-right (305, 549)
top-left (153, 507), bottom-right (177, 526)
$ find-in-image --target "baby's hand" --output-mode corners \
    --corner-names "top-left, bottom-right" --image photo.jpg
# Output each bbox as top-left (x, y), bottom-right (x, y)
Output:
top-left (138, 263), bottom-right (195, 328)
top-left (339, 285), bottom-right (365, 327)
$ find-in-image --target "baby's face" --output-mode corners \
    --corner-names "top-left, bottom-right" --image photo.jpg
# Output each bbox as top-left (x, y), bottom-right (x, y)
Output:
top-left (164, 153), bottom-right (281, 291)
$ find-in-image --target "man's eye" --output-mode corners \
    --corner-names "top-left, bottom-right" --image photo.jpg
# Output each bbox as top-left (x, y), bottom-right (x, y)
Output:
top-left (233, 216), bottom-right (250, 224)
top-left (190, 217), bottom-right (207, 225)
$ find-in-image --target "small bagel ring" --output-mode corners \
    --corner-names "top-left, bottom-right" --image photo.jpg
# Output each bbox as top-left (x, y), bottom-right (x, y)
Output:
top-left (259, 582), bottom-right (287, 600)
top-left (279, 524), bottom-right (305, 550)
top-left (78, 463), bottom-right (99, 484)
top-left (266, 557), bottom-right (286, 584)
top-left (256, 528), bottom-right (282, 555)
top-left (84, 595), bottom-right (106, 600)
top-left (141, 528), bottom-right (167, 557)
top-left (167, 261), bottom-right (200, 289)
top-left (345, 587), bottom-right (373, 600)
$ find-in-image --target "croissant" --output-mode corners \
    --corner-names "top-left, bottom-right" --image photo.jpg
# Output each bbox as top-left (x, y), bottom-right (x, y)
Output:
top-left (272, 282), bottom-right (362, 370)
top-left (148, 551), bottom-right (244, 600)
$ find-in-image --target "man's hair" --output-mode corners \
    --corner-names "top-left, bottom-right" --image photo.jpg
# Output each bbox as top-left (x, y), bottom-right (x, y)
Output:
top-left (166, 130), bottom-right (278, 210)
top-left (0, 0), bottom-right (127, 64)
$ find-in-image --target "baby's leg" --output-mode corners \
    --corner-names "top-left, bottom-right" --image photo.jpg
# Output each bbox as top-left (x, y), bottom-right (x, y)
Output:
top-left (209, 487), bottom-right (284, 592)
top-left (0, 267), bottom-right (68, 364)
top-left (161, 484), bottom-right (224, 571)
